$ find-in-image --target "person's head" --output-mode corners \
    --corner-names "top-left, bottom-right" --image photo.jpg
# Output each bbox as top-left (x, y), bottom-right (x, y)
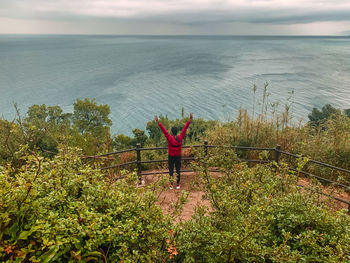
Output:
top-left (171, 126), bottom-right (178, 135)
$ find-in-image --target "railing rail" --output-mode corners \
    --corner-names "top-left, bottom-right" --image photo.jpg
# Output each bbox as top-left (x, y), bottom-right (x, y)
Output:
top-left (277, 150), bottom-right (350, 174)
top-left (87, 141), bottom-right (350, 213)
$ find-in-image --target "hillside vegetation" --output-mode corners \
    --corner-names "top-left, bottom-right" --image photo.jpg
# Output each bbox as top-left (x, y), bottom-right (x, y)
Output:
top-left (1, 146), bottom-right (350, 262)
top-left (1, 87), bottom-right (350, 261)
top-left (1, 87), bottom-right (349, 180)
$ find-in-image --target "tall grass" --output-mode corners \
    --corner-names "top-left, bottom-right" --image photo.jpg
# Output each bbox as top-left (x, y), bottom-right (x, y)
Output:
top-left (205, 84), bottom-right (350, 184)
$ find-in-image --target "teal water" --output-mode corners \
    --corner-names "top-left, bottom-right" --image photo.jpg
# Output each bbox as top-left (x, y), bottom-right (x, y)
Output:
top-left (0, 35), bottom-right (349, 135)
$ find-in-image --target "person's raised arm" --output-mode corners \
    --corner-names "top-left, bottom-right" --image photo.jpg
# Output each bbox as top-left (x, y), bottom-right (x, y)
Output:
top-left (155, 115), bottom-right (171, 140)
top-left (179, 113), bottom-right (192, 140)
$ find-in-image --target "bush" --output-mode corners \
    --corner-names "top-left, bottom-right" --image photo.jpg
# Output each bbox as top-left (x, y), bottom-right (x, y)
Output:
top-left (308, 104), bottom-right (340, 127)
top-left (175, 148), bottom-right (350, 262)
top-left (0, 147), bottom-right (172, 262)
top-left (1, 146), bottom-right (350, 262)
top-left (204, 107), bottom-right (350, 184)
top-left (0, 119), bottom-right (25, 166)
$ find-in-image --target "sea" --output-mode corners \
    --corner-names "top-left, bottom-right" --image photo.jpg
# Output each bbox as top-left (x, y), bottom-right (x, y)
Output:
top-left (0, 35), bottom-right (349, 135)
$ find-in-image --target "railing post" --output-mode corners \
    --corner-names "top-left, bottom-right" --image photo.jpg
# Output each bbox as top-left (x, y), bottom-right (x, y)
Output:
top-left (204, 140), bottom-right (208, 157)
top-left (136, 143), bottom-right (142, 184)
top-left (275, 145), bottom-right (281, 165)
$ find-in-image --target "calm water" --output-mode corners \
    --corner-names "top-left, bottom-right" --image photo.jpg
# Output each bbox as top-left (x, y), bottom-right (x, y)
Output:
top-left (0, 35), bottom-right (349, 135)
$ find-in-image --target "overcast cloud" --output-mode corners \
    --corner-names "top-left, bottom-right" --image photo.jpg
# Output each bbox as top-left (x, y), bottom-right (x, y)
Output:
top-left (0, 0), bottom-right (349, 34)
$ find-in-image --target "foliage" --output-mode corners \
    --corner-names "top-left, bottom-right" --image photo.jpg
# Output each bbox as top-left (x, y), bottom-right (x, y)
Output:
top-left (72, 98), bottom-right (112, 155)
top-left (0, 148), bottom-right (173, 262)
top-left (113, 129), bottom-right (148, 149)
top-left (113, 134), bottom-right (134, 150)
top-left (1, 88), bottom-right (350, 262)
top-left (205, 108), bottom-right (350, 182)
top-left (0, 98), bottom-right (114, 167)
top-left (175, 148), bottom-right (350, 262)
top-left (73, 98), bottom-right (112, 136)
top-left (1, 146), bottom-right (350, 262)
top-left (0, 119), bottom-right (25, 166)
top-left (23, 104), bottom-right (72, 155)
top-left (203, 84), bottom-right (350, 184)
top-left (308, 104), bottom-right (340, 127)
top-left (345, 109), bottom-right (350, 118)
top-left (1, 93), bottom-right (350, 185)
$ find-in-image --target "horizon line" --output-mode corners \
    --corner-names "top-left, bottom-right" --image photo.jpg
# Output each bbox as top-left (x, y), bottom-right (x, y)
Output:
top-left (0, 33), bottom-right (349, 37)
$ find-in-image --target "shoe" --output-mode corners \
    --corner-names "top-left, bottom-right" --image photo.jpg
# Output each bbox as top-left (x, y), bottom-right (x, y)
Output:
top-left (176, 184), bottom-right (180, 190)
top-left (168, 182), bottom-right (173, 190)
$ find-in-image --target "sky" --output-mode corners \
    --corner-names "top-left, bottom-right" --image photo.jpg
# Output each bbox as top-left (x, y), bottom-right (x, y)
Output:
top-left (0, 0), bottom-right (350, 35)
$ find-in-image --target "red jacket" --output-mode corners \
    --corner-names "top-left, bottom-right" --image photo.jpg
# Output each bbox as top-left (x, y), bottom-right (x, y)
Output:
top-left (158, 120), bottom-right (191, 157)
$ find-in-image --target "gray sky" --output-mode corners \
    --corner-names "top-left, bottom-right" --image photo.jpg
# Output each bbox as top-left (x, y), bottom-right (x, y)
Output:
top-left (1, 0), bottom-right (350, 35)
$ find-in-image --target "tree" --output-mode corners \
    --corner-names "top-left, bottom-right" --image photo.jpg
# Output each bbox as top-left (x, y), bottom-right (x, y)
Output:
top-left (24, 104), bottom-right (72, 155)
top-left (308, 104), bottom-right (339, 127)
top-left (132, 128), bottom-right (148, 146)
top-left (345, 109), bottom-right (350, 118)
top-left (113, 134), bottom-right (133, 150)
top-left (72, 98), bottom-right (112, 154)
top-left (186, 118), bottom-right (217, 142)
top-left (113, 129), bottom-right (148, 150)
top-left (73, 98), bottom-right (112, 135)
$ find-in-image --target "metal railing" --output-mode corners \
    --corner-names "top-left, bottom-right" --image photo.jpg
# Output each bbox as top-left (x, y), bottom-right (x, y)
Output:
top-left (88, 141), bottom-right (350, 213)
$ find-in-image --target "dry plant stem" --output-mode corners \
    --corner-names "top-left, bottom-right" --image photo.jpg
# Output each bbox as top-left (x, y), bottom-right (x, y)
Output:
top-left (203, 168), bottom-right (222, 214)
top-left (156, 185), bottom-right (166, 203)
top-left (4, 119), bottom-right (15, 154)
top-left (97, 248), bottom-right (108, 263)
top-left (19, 151), bottom-right (42, 209)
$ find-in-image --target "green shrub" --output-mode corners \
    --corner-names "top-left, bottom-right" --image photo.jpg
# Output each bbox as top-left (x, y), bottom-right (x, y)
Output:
top-left (1, 146), bottom-right (350, 262)
top-left (308, 104), bottom-right (340, 127)
top-left (175, 148), bottom-right (350, 262)
top-left (0, 119), bottom-right (25, 166)
top-left (0, 148), bottom-right (172, 262)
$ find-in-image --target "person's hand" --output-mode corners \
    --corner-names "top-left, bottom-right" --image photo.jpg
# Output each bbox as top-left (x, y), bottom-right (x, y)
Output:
top-left (190, 113), bottom-right (193, 121)
top-left (155, 116), bottom-right (159, 122)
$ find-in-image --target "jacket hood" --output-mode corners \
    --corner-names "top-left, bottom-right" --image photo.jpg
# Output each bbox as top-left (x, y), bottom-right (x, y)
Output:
top-left (170, 136), bottom-right (181, 147)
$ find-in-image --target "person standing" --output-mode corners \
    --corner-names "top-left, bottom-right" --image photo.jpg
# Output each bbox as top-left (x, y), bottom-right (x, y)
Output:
top-left (155, 113), bottom-right (192, 189)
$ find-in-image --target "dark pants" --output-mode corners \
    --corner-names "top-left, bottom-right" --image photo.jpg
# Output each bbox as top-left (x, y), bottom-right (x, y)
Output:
top-left (168, 155), bottom-right (181, 184)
